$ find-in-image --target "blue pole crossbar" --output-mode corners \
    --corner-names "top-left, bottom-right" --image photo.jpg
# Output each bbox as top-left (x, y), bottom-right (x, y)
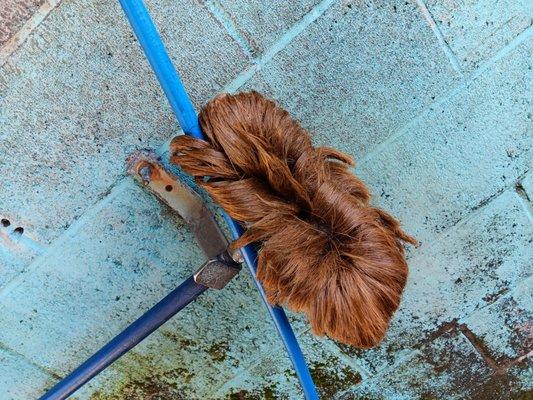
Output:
top-left (40, 1), bottom-right (318, 399)
top-left (39, 278), bottom-right (207, 400)
top-left (118, 1), bottom-right (318, 398)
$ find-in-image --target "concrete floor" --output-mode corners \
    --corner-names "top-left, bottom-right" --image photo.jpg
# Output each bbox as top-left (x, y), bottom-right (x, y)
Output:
top-left (0, 0), bottom-right (531, 398)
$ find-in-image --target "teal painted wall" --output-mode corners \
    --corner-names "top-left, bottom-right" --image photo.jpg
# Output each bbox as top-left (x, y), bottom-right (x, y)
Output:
top-left (0, 0), bottom-right (531, 398)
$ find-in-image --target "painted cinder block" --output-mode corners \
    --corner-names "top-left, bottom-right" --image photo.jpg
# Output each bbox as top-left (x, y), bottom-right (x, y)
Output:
top-left (0, 181), bottom-right (300, 395)
top-left (0, 347), bottom-right (55, 400)
top-left (216, 0), bottom-right (321, 54)
top-left (0, 0), bottom-right (249, 248)
top-left (337, 189), bottom-right (532, 374)
top-left (463, 277), bottom-right (533, 365)
top-left (469, 357), bottom-right (533, 400)
top-left (357, 38), bottom-right (532, 244)
top-left (213, 329), bottom-right (363, 399)
top-left (345, 328), bottom-right (493, 400)
top-left (425, 0), bottom-right (532, 71)
top-left (245, 0), bottom-right (460, 158)
top-left (0, 181), bottom-right (205, 375)
top-left (0, 0), bottom-right (46, 48)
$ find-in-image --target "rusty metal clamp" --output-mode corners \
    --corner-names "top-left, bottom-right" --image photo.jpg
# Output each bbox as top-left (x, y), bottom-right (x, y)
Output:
top-left (127, 149), bottom-right (241, 289)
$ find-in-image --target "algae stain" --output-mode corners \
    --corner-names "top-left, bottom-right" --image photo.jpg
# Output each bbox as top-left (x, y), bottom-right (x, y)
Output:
top-left (226, 385), bottom-right (278, 400)
top-left (309, 361), bottom-right (362, 398)
top-left (209, 341), bottom-right (230, 362)
top-left (87, 350), bottom-right (191, 399)
top-left (89, 375), bottom-right (183, 400)
top-left (88, 368), bottom-right (188, 400)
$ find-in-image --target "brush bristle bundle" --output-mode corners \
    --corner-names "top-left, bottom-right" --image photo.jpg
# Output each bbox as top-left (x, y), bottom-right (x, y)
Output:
top-left (170, 91), bottom-right (416, 348)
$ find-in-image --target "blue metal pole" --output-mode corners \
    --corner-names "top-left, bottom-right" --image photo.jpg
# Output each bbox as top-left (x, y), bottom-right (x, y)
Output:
top-left (117, 1), bottom-right (319, 398)
top-left (39, 277), bottom-right (207, 400)
top-left (225, 219), bottom-right (319, 398)
top-left (118, 0), bottom-right (202, 139)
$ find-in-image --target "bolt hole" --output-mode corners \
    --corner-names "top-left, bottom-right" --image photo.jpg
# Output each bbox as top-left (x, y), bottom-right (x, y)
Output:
top-left (165, 185), bottom-right (173, 192)
top-left (1, 219), bottom-right (10, 227)
top-left (13, 227), bottom-right (24, 235)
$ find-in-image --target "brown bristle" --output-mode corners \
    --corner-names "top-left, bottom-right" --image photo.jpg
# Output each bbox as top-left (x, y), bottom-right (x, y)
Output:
top-left (170, 91), bottom-right (416, 348)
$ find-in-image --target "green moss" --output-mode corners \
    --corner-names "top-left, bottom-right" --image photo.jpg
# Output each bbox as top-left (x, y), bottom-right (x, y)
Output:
top-left (209, 341), bottom-right (230, 362)
top-left (226, 385), bottom-right (279, 400)
top-left (309, 360), bottom-right (362, 398)
top-left (89, 374), bottom-right (182, 400)
top-left (87, 365), bottom-right (195, 400)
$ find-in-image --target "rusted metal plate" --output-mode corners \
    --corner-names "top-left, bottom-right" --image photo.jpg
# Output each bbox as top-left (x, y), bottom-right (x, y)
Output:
top-left (127, 149), bottom-right (241, 290)
top-left (127, 149), bottom-right (230, 260)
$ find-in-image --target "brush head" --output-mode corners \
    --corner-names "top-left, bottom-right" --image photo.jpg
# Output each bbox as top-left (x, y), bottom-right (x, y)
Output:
top-left (170, 91), bottom-right (416, 348)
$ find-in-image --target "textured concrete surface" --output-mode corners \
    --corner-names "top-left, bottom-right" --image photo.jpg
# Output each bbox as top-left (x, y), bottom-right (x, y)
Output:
top-left (0, 0), bottom-right (45, 47)
top-left (424, 0), bottom-right (532, 72)
top-left (0, 347), bottom-right (55, 399)
top-left (0, 0), bottom-right (531, 399)
top-left (215, 0), bottom-right (320, 54)
top-left (247, 0), bottom-right (462, 158)
top-left (357, 37), bottom-right (531, 243)
top-left (347, 329), bottom-right (494, 399)
top-left (0, 0), bottom-right (249, 249)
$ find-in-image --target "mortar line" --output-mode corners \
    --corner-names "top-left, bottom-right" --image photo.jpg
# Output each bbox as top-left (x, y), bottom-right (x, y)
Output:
top-left (208, 334), bottom-right (286, 397)
top-left (321, 339), bottom-right (371, 378)
top-left (461, 276), bottom-right (533, 370)
top-left (514, 180), bottom-right (533, 222)
top-left (223, 0), bottom-right (336, 93)
top-left (408, 173), bottom-right (530, 266)
top-left (0, 0), bottom-right (63, 66)
top-left (0, 228), bottom-right (47, 253)
top-left (207, 328), bottom-right (313, 397)
top-left (335, 349), bottom-right (422, 399)
top-left (209, 325), bottom-right (374, 397)
top-left (457, 323), bottom-right (499, 370)
top-left (0, 341), bottom-right (61, 380)
top-left (320, 339), bottom-right (373, 380)
top-left (11, 234), bottom-right (47, 254)
top-left (456, 275), bottom-right (532, 330)
top-left (360, 26), bottom-right (532, 167)
top-left (204, 0), bottom-right (256, 59)
top-left (0, 178), bottom-right (131, 298)
top-left (414, 0), bottom-right (462, 74)
top-left (291, 325), bottom-right (373, 379)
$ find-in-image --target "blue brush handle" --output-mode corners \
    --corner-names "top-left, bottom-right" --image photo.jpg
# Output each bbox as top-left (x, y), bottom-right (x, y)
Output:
top-left (118, 0), bottom-right (319, 398)
top-left (39, 278), bottom-right (207, 400)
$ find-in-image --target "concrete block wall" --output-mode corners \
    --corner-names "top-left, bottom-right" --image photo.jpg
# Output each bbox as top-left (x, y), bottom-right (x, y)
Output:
top-left (0, 0), bottom-right (531, 398)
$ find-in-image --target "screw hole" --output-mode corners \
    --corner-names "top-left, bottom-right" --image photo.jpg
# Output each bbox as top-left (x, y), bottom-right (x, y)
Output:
top-left (1, 219), bottom-right (10, 227)
top-left (165, 185), bottom-right (173, 192)
top-left (13, 227), bottom-right (24, 235)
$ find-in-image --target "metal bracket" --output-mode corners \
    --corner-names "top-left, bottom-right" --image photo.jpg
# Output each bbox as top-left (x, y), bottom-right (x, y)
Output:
top-left (194, 251), bottom-right (241, 290)
top-left (127, 149), bottom-right (241, 289)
